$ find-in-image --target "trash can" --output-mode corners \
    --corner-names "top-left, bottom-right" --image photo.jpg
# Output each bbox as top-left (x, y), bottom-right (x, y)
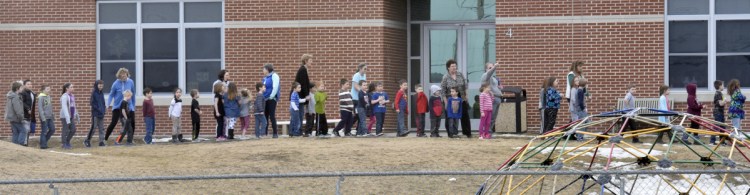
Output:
top-left (496, 87), bottom-right (527, 134)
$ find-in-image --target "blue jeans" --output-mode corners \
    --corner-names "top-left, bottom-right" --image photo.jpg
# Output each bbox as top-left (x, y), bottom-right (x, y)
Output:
top-left (39, 119), bottom-right (55, 148)
top-left (10, 122), bottom-right (25, 145)
top-left (255, 114), bottom-right (267, 138)
top-left (290, 109), bottom-right (301, 136)
top-left (356, 107), bottom-right (367, 135)
top-left (397, 108), bottom-right (407, 135)
top-left (375, 112), bottom-right (386, 134)
top-left (732, 118), bottom-right (742, 131)
top-left (299, 104), bottom-right (306, 133)
top-left (144, 117), bottom-right (155, 144)
top-left (710, 116), bottom-right (725, 144)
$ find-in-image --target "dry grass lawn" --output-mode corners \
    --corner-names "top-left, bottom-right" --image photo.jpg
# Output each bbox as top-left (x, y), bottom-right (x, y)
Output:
top-left (0, 133), bottom-right (747, 194)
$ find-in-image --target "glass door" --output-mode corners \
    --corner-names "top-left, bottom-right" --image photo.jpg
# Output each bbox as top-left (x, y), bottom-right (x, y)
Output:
top-left (422, 24), bottom-right (496, 131)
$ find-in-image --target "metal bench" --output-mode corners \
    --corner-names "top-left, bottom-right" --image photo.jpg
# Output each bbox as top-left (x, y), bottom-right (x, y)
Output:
top-left (615, 98), bottom-right (674, 115)
top-left (276, 119), bottom-right (342, 135)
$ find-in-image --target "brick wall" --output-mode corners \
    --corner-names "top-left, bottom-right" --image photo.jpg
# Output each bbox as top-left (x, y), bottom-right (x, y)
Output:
top-left (225, 0), bottom-right (404, 21)
top-left (496, 0), bottom-right (663, 17)
top-left (0, 0), bottom-right (95, 23)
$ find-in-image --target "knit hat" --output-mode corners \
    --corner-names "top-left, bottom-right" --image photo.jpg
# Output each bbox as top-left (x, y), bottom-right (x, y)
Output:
top-left (430, 85), bottom-right (441, 95)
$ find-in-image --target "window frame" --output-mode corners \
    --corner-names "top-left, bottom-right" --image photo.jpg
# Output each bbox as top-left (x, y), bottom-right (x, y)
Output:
top-left (96, 0), bottom-right (224, 99)
top-left (665, 0), bottom-right (750, 91)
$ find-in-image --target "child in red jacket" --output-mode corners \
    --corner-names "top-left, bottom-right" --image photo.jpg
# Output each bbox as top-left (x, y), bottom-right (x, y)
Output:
top-left (414, 84), bottom-right (428, 137)
top-left (394, 79), bottom-right (409, 137)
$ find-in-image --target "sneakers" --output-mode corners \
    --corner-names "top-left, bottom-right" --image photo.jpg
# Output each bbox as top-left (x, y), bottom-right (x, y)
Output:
top-left (479, 137), bottom-right (484, 140)
top-left (114, 141), bottom-right (123, 146)
top-left (376, 133), bottom-right (384, 137)
top-left (216, 136), bottom-right (227, 141)
top-left (98, 142), bottom-right (106, 147)
top-left (125, 142), bottom-right (135, 147)
top-left (83, 140), bottom-right (91, 148)
top-left (430, 134), bottom-right (441, 138)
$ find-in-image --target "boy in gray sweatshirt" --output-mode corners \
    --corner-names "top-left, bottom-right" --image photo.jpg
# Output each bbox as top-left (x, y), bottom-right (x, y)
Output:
top-left (37, 84), bottom-right (55, 149)
top-left (5, 81), bottom-right (26, 146)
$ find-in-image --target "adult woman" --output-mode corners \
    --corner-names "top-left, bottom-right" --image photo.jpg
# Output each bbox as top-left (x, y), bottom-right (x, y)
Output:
top-left (350, 63), bottom-right (367, 136)
top-left (104, 68), bottom-right (136, 142)
top-left (294, 54), bottom-right (313, 136)
top-left (480, 62), bottom-right (503, 133)
top-left (213, 69), bottom-right (229, 94)
top-left (440, 59), bottom-right (471, 138)
top-left (565, 61), bottom-right (590, 101)
top-left (263, 64), bottom-right (281, 138)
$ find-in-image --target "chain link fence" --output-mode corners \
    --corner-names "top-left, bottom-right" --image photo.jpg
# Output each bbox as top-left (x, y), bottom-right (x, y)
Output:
top-left (1, 169), bottom-right (749, 194)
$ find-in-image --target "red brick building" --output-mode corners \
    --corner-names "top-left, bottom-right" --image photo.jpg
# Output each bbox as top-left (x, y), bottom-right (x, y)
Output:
top-left (1, 0), bottom-right (749, 137)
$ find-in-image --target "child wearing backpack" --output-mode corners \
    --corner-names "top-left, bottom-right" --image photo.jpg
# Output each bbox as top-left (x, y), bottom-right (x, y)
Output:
top-left (446, 87), bottom-right (462, 138)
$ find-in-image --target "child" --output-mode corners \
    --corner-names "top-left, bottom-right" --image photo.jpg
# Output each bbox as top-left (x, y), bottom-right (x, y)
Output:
top-left (569, 77), bottom-right (580, 123)
top-left (84, 80), bottom-right (106, 147)
top-left (289, 82), bottom-right (305, 137)
top-left (366, 82), bottom-right (377, 135)
top-left (213, 83), bottom-right (226, 141)
top-left (239, 88), bottom-right (252, 139)
top-left (479, 84), bottom-right (493, 139)
top-left (428, 85), bottom-right (443, 137)
top-left (224, 82), bottom-right (240, 140)
top-left (446, 88), bottom-right (463, 138)
top-left (37, 84), bottom-right (55, 149)
top-left (6, 82), bottom-right (26, 146)
top-left (169, 88), bottom-right (185, 143)
top-left (190, 89), bottom-right (201, 142)
top-left (254, 83), bottom-right (267, 138)
top-left (304, 83), bottom-right (317, 137)
top-left (543, 77), bottom-right (561, 134)
top-left (356, 80), bottom-right (369, 136)
top-left (655, 85), bottom-right (673, 144)
top-left (314, 81), bottom-right (329, 137)
top-left (116, 90), bottom-right (134, 146)
top-left (538, 81), bottom-right (547, 134)
top-left (710, 80), bottom-right (728, 145)
top-left (394, 79), bottom-right (409, 137)
top-left (623, 84), bottom-right (639, 143)
top-left (683, 83), bottom-right (703, 144)
top-left (332, 79), bottom-right (354, 137)
top-left (142, 88), bottom-right (155, 145)
top-left (573, 77), bottom-right (588, 140)
top-left (371, 81), bottom-right (389, 136)
top-left (728, 79), bottom-right (745, 133)
top-left (60, 83), bottom-right (79, 149)
top-left (415, 84), bottom-right (428, 137)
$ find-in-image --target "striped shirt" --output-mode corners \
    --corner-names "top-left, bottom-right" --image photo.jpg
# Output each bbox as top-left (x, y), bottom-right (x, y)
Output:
top-left (479, 92), bottom-right (493, 112)
top-left (338, 89), bottom-right (354, 113)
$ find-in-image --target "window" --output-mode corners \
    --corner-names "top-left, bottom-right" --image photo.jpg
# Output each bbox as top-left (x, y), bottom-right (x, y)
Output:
top-left (666, 0), bottom-right (750, 89)
top-left (97, 1), bottom-right (223, 95)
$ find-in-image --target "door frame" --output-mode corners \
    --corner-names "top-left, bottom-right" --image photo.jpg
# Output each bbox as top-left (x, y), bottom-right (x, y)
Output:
top-left (421, 23), bottom-right (495, 130)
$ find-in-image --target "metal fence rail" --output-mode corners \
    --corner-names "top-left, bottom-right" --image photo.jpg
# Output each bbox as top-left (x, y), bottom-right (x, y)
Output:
top-left (2, 169), bottom-right (750, 194)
